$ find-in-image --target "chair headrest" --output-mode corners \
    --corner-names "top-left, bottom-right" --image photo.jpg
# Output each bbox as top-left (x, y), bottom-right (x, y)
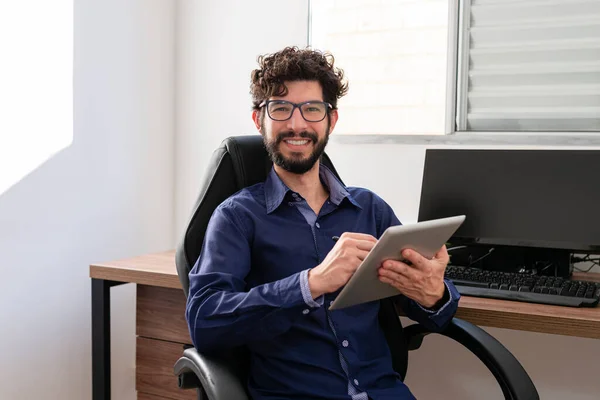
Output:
top-left (175, 134), bottom-right (343, 296)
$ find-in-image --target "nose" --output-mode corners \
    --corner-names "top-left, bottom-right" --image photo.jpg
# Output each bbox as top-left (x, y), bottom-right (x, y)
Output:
top-left (286, 106), bottom-right (308, 132)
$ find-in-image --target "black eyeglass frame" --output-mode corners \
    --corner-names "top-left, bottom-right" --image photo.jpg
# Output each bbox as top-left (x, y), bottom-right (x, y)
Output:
top-left (258, 99), bottom-right (333, 122)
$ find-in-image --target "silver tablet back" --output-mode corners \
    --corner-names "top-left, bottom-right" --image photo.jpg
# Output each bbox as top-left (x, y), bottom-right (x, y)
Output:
top-left (329, 215), bottom-right (465, 310)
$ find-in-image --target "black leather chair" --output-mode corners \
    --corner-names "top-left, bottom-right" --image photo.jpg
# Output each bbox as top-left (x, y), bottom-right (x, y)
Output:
top-left (173, 135), bottom-right (540, 400)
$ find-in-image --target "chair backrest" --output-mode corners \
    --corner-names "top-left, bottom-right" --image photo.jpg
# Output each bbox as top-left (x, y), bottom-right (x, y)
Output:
top-left (175, 134), bottom-right (409, 380)
top-left (175, 134), bottom-right (344, 296)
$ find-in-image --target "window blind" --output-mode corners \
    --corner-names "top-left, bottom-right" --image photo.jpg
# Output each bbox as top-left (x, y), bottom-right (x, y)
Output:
top-left (457, 0), bottom-right (600, 132)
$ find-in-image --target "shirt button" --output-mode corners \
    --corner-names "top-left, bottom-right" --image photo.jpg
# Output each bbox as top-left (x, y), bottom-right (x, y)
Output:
top-left (342, 340), bottom-right (349, 347)
top-left (288, 202), bottom-right (294, 206)
top-left (302, 309), bottom-right (309, 315)
top-left (330, 301), bottom-right (334, 307)
top-left (354, 379), bottom-right (359, 386)
top-left (315, 222), bottom-right (321, 229)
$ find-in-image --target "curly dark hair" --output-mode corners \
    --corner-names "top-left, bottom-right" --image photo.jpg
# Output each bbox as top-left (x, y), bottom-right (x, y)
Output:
top-left (250, 46), bottom-right (349, 111)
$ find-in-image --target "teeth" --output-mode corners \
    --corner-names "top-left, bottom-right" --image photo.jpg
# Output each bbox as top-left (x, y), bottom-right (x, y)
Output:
top-left (286, 140), bottom-right (309, 145)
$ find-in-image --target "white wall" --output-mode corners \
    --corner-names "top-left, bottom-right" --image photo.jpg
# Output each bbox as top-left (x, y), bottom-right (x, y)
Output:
top-left (175, 1), bottom-right (600, 400)
top-left (175, 0), bottom-right (309, 232)
top-left (0, 1), bottom-right (175, 399)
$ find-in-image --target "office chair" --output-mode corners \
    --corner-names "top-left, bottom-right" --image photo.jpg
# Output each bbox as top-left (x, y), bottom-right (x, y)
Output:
top-left (173, 135), bottom-right (540, 400)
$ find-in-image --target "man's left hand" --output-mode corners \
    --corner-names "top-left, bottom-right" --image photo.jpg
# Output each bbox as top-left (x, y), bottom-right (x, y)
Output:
top-left (377, 245), bottom-right (449, 308)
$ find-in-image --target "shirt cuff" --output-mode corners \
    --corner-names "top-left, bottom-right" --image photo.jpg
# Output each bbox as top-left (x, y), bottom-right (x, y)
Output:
top-left (417, 281), bottom-right (453, 315)
top-left (300, 269), bottom-right (324, 308)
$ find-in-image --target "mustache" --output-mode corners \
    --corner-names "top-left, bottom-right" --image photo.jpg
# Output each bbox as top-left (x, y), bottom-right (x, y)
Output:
top-left (276, 131), bottom-right (318, 144)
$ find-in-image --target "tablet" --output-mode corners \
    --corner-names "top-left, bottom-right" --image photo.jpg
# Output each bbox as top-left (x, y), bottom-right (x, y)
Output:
top-left (328, 215), bottom-right (465, 310)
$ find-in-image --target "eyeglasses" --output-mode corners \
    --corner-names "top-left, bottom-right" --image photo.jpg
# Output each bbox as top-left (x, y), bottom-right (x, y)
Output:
top-left (259, 100), bottom-right (332, 122)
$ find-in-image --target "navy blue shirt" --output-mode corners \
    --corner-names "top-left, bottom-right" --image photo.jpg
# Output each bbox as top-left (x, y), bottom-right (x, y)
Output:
top-left (186, 164), bottom-right (460, 400)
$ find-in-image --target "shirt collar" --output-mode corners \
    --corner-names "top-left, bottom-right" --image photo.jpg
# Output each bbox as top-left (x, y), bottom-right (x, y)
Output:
top-left (264, 163), bottom-right (362, 214)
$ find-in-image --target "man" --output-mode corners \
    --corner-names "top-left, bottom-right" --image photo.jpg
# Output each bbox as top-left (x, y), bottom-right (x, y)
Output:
top-left (185, 46), bottom-right (460, 400)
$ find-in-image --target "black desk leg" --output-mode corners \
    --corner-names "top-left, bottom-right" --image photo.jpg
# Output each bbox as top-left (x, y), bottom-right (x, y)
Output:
top-left (92, 278), bottom-right (125, 400)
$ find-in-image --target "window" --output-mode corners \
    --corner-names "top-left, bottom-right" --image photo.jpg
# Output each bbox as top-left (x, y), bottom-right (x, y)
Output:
top-left (457, 0), bottom-right (600, 132)
top-left (0, 1), bottom-right (73, 195)
top-left (310, 0), bottom-right (600, 136)
top-left (309, 0), bottom-right (451, 135)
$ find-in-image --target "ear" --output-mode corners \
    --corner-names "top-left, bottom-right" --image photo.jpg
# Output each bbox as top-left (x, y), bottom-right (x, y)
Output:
top-left (252, 109), bottom-right (262, 133)
top-left (328, 109), bottom-right (339, 134)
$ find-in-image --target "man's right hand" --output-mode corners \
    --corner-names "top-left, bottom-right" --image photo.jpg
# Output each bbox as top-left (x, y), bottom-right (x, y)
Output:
top-left (307, 232), bottom-right (378, 299)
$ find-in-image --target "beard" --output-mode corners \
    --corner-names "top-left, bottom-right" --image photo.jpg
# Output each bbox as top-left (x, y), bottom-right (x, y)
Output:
top-left (262, 120), bottom-right (330, 175)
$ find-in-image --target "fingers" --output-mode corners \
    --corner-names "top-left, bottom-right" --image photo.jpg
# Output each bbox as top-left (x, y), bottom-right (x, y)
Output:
top-left (351, 239), bottom-right (377, 261)
top-left (400, 246), bottom-right (449, 270)
top-left (340, 232), bottom-right (378, 243)
top-left (378, 275), bottom-right (400, 289)
top-left (401, 249), bottom-right (428, 269)
top-left (380, 259), bottom-right (418, 281)
top-left (354, 239), bottom-right (377, 252)
top-left (434, 244), bottom-right (450, 263)
top-left (378, 263), bottom-right (420, 301)
top-left (378, 265), bottom-right (411, 290)
top-left (356, 248), bottom-right (371, 261)
top-left (338, 234), bottom-right (377, 252)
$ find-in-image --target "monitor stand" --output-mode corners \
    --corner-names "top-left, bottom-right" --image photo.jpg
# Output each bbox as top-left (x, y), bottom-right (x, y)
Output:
top-left (448, 244), bottom-right (573, 278)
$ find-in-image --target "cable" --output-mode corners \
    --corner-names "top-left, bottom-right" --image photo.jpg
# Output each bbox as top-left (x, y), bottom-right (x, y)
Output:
top-left (571, 254), bottom-right (600, 263)
top-left (447, 245), bottom-right (468, 252)
top-left (571, 254), bottom-right (600, 273)
top-left (468, 247), bottom-right (495, 267)
top-left (539, 262), bottom-right (555, 275)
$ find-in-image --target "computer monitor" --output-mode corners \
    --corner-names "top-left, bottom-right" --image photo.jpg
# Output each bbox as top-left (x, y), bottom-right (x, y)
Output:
top-left (417, 149), bottom-right (600, 254)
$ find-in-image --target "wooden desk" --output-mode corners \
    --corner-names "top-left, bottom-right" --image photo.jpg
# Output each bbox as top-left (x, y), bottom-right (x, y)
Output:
top-left (90, 250), bottom-right (600, 400)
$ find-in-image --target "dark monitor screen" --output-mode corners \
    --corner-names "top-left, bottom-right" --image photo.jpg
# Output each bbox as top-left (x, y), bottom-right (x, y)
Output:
top-left (417, 149), bottom-right (600, 253)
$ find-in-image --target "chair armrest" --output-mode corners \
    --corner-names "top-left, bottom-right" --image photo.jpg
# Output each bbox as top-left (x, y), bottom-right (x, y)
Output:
top-left (404, 318), bottom-right (539, 400)
top-left (173, 347), bottom-right (250, 400)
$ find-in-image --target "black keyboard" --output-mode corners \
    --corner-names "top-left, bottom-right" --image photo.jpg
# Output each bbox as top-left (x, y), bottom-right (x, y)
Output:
top-left (445, 265), bottom-right (600, 307)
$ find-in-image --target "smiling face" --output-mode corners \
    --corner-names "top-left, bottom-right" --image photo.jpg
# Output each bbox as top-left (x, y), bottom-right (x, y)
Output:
top-left (253, 80), bottom-right (338, 175)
